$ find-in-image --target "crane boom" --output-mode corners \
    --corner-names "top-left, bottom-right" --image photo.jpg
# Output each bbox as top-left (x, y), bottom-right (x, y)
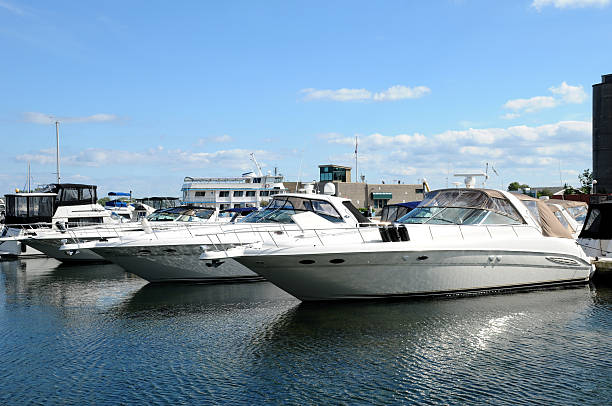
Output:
top-left (249, 153), bottom-right (263, 176)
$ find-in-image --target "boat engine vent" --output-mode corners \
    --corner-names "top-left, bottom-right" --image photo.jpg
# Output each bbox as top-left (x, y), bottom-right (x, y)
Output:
top-left (379, 225), bottom-right (410, 242)
top-left (545, 256), bottom-right (581, 267)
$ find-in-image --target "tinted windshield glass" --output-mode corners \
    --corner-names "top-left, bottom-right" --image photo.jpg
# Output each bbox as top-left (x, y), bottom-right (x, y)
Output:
top-left (240, 197), bottom-right (343, 224)
top-left (398, 190), bottom-right (523, 225)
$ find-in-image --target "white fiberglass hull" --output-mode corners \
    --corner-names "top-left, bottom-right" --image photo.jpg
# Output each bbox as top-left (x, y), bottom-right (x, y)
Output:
top-left (23, 238), bottom-right (106, 263)
top-left (233, 239), bottom-right (593, 301)
top-left (92, 244), bottom-right (261, 283)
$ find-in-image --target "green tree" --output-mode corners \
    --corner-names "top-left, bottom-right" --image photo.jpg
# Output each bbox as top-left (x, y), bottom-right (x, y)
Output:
top-left (97, 197), bottom-right (111, 205)
top-left (578, 169), bottom-right (593, 194)
top-left (508, 182), bottom-right (529, 191)
top-left (537, 189), bottom-right (553, 198)
top-left (563, 183), bottom-right (579, 195)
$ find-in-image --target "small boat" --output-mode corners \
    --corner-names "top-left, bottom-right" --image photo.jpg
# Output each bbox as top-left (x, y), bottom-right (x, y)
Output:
top-left (104, 192), bottom-right (155, 222)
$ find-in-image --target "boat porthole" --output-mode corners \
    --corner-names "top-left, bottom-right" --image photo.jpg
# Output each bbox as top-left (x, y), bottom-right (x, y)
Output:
top-left (417, 256), bottom-right (428, 261)
top-left (299, 259), bottom-right (315, 265)
top-left (137, 250), bottom-right (152, 256)
top-left (329, 258), bottom-right (345, 264)
top-left (164, 249), bottom-right (177, 254)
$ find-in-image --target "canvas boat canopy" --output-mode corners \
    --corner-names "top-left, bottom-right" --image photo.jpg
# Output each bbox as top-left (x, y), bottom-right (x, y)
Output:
top-left (578, 202), bottom-right (612, 240)
top-left (514, 194), bottom-right (573, 239)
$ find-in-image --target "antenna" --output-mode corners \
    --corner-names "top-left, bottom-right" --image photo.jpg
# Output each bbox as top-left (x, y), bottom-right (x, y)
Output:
top-left (55, 121), bottom-right (61, 184)
top-left (249, 153), bottom-right (263, 177)
top-left (454, 172), bottom-right (487, 188)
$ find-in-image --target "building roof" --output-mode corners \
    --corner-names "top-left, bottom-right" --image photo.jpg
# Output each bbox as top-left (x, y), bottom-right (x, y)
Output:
top-left (318, 164), bottom-right (351, 169)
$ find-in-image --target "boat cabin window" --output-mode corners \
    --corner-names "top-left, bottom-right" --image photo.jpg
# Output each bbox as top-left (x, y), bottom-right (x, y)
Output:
top-left (397, 189), bottom-right (523, 226)
top-left (240, 196), bottom-right (344, 224)
top-left (67, 217), bottom-right (104, 227)
top-left (4, 194), bottom-right (55, 224)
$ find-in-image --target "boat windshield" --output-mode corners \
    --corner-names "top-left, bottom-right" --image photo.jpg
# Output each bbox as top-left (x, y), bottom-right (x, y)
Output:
top-left (397, 189), bottom-right (523, 225)
top-left (565, 206), bottom-right (587, 222)
top-left (147, 207), bottom-right (214, 222)
top-left (239, 196), bottom-right (344, 224)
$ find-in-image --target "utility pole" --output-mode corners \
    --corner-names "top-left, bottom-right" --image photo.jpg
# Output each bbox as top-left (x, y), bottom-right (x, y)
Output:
top-left (55, 121), bottom-right (61, 184)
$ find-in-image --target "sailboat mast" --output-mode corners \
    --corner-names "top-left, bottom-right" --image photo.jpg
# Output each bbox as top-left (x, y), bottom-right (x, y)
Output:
top-left (55, 121), bottom-right (60, 184)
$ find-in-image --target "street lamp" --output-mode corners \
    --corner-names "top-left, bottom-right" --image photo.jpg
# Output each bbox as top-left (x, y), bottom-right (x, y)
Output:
top-left (592, 179), bottom-right (597, 194)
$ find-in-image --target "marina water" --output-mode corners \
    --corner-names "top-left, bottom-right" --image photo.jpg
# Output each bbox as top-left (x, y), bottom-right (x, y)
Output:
top-left (1, 258), bottom-right (611, 405)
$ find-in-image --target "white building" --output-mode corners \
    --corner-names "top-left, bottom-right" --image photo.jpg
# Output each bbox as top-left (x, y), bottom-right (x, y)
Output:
top-left (181, 172), bottom-right (286, 210)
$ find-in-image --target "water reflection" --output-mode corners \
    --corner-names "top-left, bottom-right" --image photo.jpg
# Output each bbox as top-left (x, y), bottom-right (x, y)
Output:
top-left (1, 258), bottom-right (611, 405)
top-left (0, 258), bottom-right (146, 310)
top-left (122, 282), bottom-right (296, 314)
top-left (244, 285), bottom-right (611, 404)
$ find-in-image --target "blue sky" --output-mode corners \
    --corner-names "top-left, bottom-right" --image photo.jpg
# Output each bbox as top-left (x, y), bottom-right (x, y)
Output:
top-left (0, 0), bottom-right (610, 197)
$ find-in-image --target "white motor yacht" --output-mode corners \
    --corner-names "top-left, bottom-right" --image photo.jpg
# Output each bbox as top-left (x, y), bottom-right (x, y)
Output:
top-left (201, 188), bottom-right (594, 301)
top-left (61, 193), bottom-right (371, 283)
top-left (0, 184), bottom-right (112, 258)
top-left (4, 205), bottom-right (231, 263)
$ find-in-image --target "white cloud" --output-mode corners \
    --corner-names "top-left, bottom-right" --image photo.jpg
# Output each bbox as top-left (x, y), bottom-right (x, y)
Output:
top-left (549, 81), bottom-right (587, 104)
top-left (15, 147), bottom-right (277, 173)
top-left (459, 146), bottom-right (504, 158)
top-left (197, 134), bottom-right (233, 145)
top-left (300, 85), bottom-right (430, 102)
top-left (502, 81), bottom-right (587, 117)
top-left (0, 0), bottom-right (24, 15)
top-left (503, 96), bottom-right (558, 113)
top-left (501, 113), bottom-right (520, 120)
top-left (321, 120), bottom-right (591, 186)
top-left (372, 85), bottom-right (431, 101)
top-left (532, 0), bottom-right (610, 10)
top-left (23, 112), bottom-right (120, 124)
top-left (301, 88), bottom-right (371, 102)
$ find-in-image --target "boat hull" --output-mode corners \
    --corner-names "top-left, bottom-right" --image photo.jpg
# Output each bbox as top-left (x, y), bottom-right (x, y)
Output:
top-left (93, 244), bottom-right (262, 283)
top-left (23, 238), bottom-right (107, 263)
top-left (235, 246), bottom-right (593, 301)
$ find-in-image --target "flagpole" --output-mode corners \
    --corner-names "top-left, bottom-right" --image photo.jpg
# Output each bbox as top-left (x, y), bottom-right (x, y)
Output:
top-left (355, 135), bottom-right (358, 183)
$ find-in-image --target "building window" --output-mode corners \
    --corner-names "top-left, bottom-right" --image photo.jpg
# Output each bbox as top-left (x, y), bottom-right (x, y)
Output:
top-left (233, 191), bottom-right (244, 197)
top-left (219, 191), bottom-right (230, 197)
top-left (234, 203), bottom-right (242, 208)
top-left (220, 204), bottom-right (229, 210)
top-left (195, 191), bottom-right (206, 197)
top-left (321, 173), bottom-right (332, 181)
top-left (415, 188), bottom-right (424, 194)
top-left (373, 199), bottom-right (390, 209)
top-left (246, 191), bottom-right (256, 197)
top-left (260, 191), bottom-right (269, 196)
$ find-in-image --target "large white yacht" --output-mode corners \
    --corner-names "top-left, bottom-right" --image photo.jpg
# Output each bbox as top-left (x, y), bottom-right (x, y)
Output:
top-left (61, 193), bottom-right (371, 283)
top-left (0, 184), bottom-right (112, 258)
top-left (200, 187), bottom-right (594, 301)
top-left (181, 173), bottom-right (286, 210)
top-left (3, 205), bottom-right (232, 263)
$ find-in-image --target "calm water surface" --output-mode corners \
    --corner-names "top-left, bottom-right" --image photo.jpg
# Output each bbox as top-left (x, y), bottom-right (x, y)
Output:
top-left (1, 258), bottom-right (611, 405)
